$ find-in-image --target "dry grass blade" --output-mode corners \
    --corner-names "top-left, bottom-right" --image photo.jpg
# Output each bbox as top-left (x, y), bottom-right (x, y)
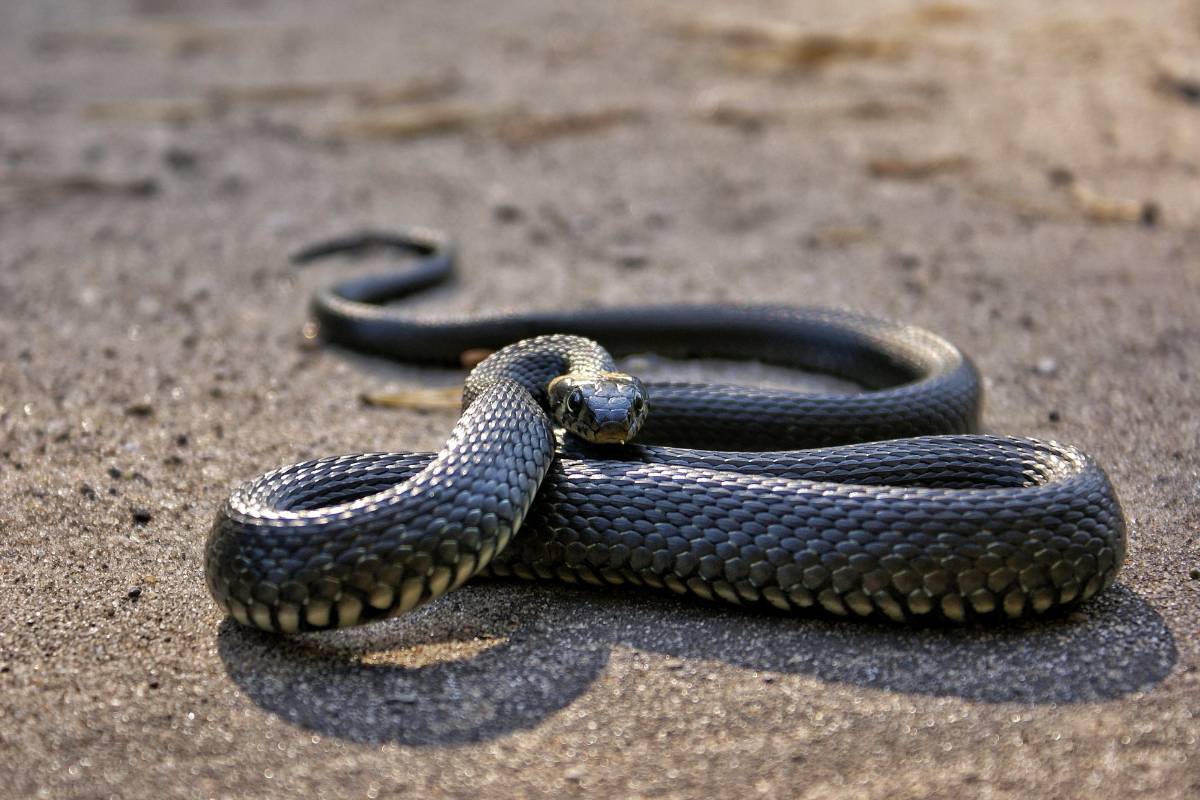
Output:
top-left (36, 22), bottom-right (265, 57)
top-left (360, 387), bottom-right (463, 411)
top-left (836, 100), bottom-right (929, 121)
top-left (672, 19), bottom-right (903, 73)
top-left (494, 108), bottom-right (644, 147)
top-left (699, 99), bottom-right (927, 132)
top-left (354, 73), bottom-right (464, 108)
top-left (867, 154), bottom-right (971, 179)
top-left (327, 106), bottom-right (479, 140)
top-left (206, 72), bottom-right (461, 108)
top-left (1068, 184), bottom-right (1159, 225)
top-left (84, 99), bottom-right (209, 124)
top-left (973, 172), bottom-right (1162, 226)
top-left (725, 33), bottom-right (904, 73)
top-left (672, 18), bottom-right (791, 46)
top-left (807, 225), bottom-right (877, 247)
top-left (2, 173), bottom-right (159, 206)
top-left (913, 4), bottom-right (977, 25)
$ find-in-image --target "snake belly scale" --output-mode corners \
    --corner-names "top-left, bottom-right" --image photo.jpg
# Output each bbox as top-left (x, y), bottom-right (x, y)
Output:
top-left (204, 231), bottom-right (1126, 632)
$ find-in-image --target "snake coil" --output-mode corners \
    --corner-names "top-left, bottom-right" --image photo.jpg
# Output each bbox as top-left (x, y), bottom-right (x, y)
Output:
top-left (205, 231), bottom-right (1125, 632)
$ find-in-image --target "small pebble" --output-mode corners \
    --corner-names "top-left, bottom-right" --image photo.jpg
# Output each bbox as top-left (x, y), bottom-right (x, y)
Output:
top-left (127, 586), bottom-right (142, 600)
top-left (612, 247), bottom-right (649, 269)
top-left (1047, 167), bottom-right (1075, 187)
top-left (645, 210), bottom-right (672, 229)
top-left (492, 202), bottom-right (523, 223)
top-left (217, 174), bottom-right (246, 195)
top-left (1189, 568), bottom-right (1200, 580)
top-left (131, 508), bottom-right (153, 524)
top-left (125, 401), bottom-right (154, 418)
top-left (107, 466), bottom-right (123, 479)
top-left (1048, 410), bottom-right (1061, 423)
top-left (1034, 357), bottom-right (1058, 377)
top-left (163, 147), bottom-right (198, 171)
top-left (175, 433), bottom-right (189, 447)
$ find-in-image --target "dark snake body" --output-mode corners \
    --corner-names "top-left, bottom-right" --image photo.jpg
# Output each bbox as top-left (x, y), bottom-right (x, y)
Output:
top-left (204, 232), bottom-right (1126, 632)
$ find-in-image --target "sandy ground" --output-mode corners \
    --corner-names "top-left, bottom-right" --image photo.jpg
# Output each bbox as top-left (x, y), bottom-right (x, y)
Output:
top-left (2, 1), bottom-right (1199, 797)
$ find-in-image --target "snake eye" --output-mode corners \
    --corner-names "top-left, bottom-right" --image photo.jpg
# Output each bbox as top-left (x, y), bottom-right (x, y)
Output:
top-left (632, 396), bottom-right (645, 414)
top-left (565, 388), bottom-right (584, 414)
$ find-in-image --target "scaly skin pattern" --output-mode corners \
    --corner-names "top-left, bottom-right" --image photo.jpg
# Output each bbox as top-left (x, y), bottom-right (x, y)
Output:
top-left (495, 436), bottom-right (1124, 623)
top-left (206, 330), bottom-right (1126, 632)
top-left (205, 379), bottom-right (557, 633)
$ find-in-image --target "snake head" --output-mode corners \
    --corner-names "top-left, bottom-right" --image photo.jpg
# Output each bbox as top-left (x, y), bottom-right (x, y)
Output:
top-left (547, 371), bottom-right (648, 444)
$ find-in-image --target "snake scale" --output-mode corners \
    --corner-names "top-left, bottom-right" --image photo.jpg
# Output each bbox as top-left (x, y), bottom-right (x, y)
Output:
top-left (205, 230), bottom-right (1126, 633)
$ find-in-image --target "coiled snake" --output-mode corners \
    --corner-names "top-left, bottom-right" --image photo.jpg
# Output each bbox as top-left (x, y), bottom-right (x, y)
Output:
top-left (205, 231), bottom-right (1125, 633)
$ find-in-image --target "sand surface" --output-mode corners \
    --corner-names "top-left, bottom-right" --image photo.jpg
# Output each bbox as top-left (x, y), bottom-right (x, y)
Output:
top-left (2, 1), bottom-right (1198, 797)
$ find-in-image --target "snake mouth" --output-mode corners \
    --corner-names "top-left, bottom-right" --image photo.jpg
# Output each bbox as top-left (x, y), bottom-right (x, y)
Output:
top-left (590, 420), bottom-right (631, 444)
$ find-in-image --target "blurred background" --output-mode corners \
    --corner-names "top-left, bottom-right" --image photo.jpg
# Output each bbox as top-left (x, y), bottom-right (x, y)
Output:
top-left (1, 1), bottom-right (1197, 798)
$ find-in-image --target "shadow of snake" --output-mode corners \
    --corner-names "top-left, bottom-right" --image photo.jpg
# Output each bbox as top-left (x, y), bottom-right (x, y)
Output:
top-left (218, 580), bottom-right (1175, 747)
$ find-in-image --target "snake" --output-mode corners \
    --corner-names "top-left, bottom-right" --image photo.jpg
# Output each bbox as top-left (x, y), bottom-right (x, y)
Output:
top-left (204, 230), bottom-right (1126, 633)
